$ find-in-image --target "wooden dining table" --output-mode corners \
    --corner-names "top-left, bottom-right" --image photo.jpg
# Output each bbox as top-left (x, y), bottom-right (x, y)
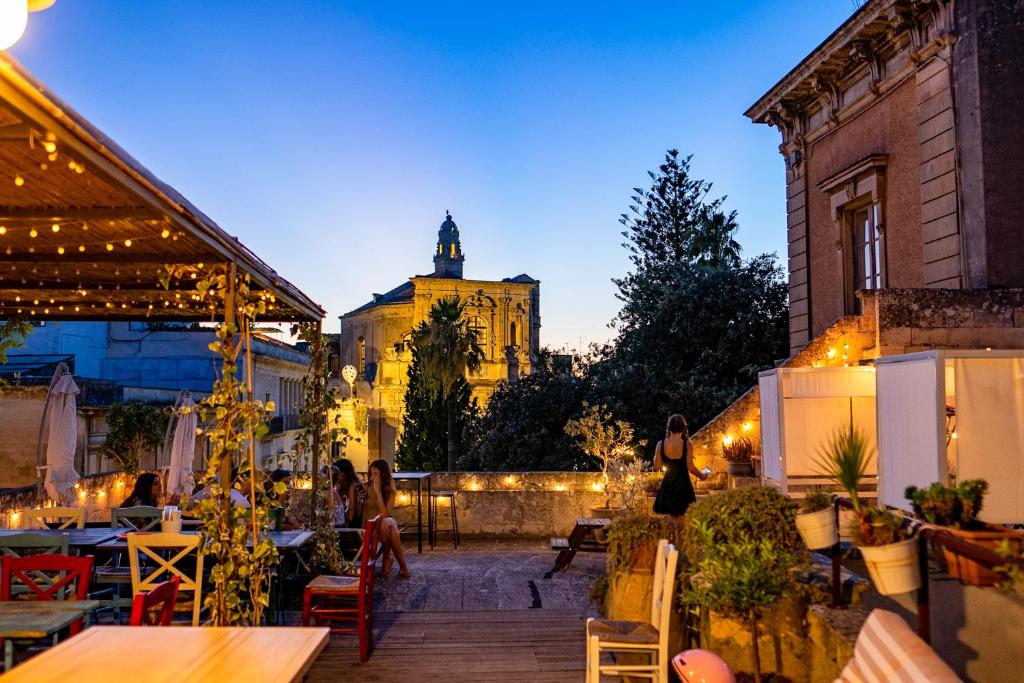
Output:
top-left (0, 528), bottom-right (120, 550)
top-left (0, 600), bottom-right (99, 671)
top-left (0, 625), bottom-right (330, 682)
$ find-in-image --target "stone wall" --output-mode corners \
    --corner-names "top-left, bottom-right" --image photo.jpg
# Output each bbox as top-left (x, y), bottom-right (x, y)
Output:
top-left (0, 470), bottom-right (134, 528)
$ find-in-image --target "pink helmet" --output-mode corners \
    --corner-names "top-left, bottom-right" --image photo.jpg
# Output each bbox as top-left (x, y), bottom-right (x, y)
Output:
top-left (671, 650), bottom-right (735, 683)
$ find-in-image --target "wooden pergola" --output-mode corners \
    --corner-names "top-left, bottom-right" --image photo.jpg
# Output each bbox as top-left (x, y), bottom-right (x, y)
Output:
top-left (0, 53), bottom-right (323, 323)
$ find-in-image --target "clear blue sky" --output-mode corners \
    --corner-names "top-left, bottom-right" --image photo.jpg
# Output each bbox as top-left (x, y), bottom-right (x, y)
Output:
top-left (11, 1), bottom-right (854, 349)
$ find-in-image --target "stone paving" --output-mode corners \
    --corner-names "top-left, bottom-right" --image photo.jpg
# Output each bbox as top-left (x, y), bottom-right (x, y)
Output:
top-left (370, 538), bottom-right (604, 614)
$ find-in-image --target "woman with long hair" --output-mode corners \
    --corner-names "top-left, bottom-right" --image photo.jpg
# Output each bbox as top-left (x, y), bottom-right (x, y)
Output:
top-left (332, 459), bottom-right (365, 529)
top-left (123, 472), bottom-right (162, 508)
top-left (366, 459), bottom-right (410, 578)
top-left (653, 414), bottom-right (708, 520)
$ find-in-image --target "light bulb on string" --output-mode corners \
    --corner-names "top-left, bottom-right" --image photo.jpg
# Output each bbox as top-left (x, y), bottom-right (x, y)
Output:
top-left (0, 226), bottom-right (6, 235)
top-left (29, 228), bottom-right (37, 238)
top-left (13, 175), bottom-right (24, 187)
top-left (51, 224), bottom-right (60, 233)
top-left (124, 239), bottom-right (132, 247)
top-left (105, 244), bottom-right (113, 251)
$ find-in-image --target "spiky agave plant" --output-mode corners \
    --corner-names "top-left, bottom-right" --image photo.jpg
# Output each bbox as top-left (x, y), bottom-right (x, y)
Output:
top-left (813, 422), bottom-right (874, 513)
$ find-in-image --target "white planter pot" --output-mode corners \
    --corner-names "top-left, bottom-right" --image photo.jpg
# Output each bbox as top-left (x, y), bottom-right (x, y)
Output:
top-left (795, 507), bottom-right (837, 550)
top-left (859, 538), bottom-right (920, 596)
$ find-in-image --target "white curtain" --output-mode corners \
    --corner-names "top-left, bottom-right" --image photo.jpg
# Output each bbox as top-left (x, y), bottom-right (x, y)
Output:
top-left (166, 395), bottom-right (197, 499)
top-left (759, 373), bottom-right (782, 482)
top-left (956, 359), bottom-right (1024, 524)
top-left (876, 358), bottom-right (944, 511)
top-left (44, 374), bottom-right (81, 502)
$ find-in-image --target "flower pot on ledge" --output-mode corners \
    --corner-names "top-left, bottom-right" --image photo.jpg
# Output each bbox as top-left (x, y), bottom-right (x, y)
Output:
top-left (859, 538), bottom-right (920, 596)
top-left (795, 507), bottom-right (838, 550)
top-left (726, 461), bottom-right (755, 478)
top-left (928, 523), bottom-right (1024, 586)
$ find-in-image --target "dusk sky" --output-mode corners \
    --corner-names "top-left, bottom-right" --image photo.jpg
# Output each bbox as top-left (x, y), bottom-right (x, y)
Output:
top-left (11, 1), bottom-right (854, 350)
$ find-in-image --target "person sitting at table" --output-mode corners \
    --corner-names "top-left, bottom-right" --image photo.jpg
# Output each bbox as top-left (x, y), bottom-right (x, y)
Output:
top-left (264, 469), bottom-right (302, 530)
top-left (332, 459), bottom-right (365, 529)
top-left (122, 472), bottom-right (162, 507)
top-left (366, 459), bottom-right (410, 579)
top-left (188, 467), bottom-right (251, 508)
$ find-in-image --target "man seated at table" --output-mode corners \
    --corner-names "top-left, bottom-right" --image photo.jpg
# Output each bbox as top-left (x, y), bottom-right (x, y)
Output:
top-left (188, 468), bottom-right (251, 508)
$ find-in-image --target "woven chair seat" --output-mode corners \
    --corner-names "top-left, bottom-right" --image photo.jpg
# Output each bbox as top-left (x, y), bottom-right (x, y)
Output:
top-left (307, 575), bottom-right (359, 594)
top-left (587, 618), bottom-right (659, 644)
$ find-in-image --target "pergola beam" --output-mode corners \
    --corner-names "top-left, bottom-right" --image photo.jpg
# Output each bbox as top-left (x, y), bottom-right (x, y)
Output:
top-left (0, 206), bottom-right (164, 222)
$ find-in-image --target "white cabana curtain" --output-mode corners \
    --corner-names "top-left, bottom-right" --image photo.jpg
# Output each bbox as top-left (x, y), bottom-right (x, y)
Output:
top-left (44, 373), bottom-right (81, 502)
top-left (166, 394), bottom-right (197, 499)
top-left (955, 358), bottom-right (1024, 523)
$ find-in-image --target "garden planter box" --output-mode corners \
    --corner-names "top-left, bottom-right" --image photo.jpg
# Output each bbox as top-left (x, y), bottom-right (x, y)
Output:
top-left (795, 508), bottom-right (837, 550)
top-left (929, 524), bottom-right (1024, 586)
top-left (860, 538), bottom-right (920, 596)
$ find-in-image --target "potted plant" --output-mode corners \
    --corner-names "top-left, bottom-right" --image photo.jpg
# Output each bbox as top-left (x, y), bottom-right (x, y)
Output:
top-left (905, 479), bottom-right (1024, 586)
top-left (815, 421), bottom-right (919, 596)
top-left (602, 511), bottom-right (686, 620)
top-left (794, 489), bottom-right (837, 550)
top-left (722, 435), bottom-right (755, 477)
top-left (565, 403), bottom-right (641, 519)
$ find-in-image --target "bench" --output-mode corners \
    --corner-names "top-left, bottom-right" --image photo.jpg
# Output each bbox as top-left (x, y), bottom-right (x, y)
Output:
top-left (550, 517), bottom-right (610, 572)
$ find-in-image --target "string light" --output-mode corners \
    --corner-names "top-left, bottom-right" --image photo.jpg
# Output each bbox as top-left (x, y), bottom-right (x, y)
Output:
top-left (14, 175), bottom-right (24, 186)
top-left (57, 246), bottom-right (65, 255)
top-left (105, 243), bottom-right (113, 251)
top-left (124, 239), bottom-right (132, 247)
top-left (0, 226), bottom-right (6, 235)
top-left (51, 224), bottom-right (60, 233)
top-left (161, 228), bottom-right (170, 239)
top-left (29, 228), bottom-right (37, 238)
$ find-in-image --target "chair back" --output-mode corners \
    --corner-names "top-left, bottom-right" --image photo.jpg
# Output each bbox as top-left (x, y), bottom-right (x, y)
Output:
top-left (112, 506), bottom-right (163, 531)
top-left (127, 532), bottom-right (204, 626)
top-left (650, 539), bottom-right (680, 641)
top-left (1, 553), bottom-right (93, 601)
top-left (357, 517), bottom-right (381, 614)
top-left (0, 532), bottom-right (69, 558)
top-left (23, 507), bottom-right (85, 529)
top-left (129, 577), bottom-right (181, 626)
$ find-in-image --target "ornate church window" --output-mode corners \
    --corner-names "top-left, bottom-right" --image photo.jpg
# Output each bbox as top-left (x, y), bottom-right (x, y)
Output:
top-left (357, 336), bottom-right (366, 375)
top-left (468, 316), bottom-right (488, 359)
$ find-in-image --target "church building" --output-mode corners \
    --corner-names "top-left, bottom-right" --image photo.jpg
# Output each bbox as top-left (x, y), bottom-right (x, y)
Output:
top-left (339, 213), bottom-right (541, 463)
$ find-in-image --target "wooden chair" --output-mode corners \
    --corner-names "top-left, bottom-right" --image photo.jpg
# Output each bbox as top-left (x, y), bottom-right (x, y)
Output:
top-left (586, 539), bottom-right (679, 683)
top-left (837, 609), bottom-right (961, 682)
top-left (127, 532), bottom-right (204, 626)
top-left (303, 516), bottom-right (380, 662)
top-left (551, 517), bottom-right (609, 572)
top-left (0, 554), bottom-right (94, 636)
top-left (22, 507), bottom-right (85, 530)
top-left (129, 577), bottom-right (181, 626)
top-left (0, 533), bottom-right (68, 558)
top-left (111, 506), bottom-right (163, 531)
top-left (95, 506), bottom-right (165, 619)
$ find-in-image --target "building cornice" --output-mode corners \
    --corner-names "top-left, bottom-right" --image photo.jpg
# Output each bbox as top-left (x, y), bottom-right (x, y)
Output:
top-left (745, 0), bottom-right (954, 153)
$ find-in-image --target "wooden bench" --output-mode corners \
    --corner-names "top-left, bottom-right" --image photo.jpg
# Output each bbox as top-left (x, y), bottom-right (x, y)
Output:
top-left (550, 518), bottom-right (610, 572)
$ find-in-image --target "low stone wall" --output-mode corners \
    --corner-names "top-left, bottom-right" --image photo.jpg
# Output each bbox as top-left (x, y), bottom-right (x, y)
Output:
top-left (0, 471), bottom-right (135, 528)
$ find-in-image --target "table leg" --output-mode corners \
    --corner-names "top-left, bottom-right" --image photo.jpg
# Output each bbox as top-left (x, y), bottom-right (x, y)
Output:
top-left (427, 475), bottom-right (433, 550)
top-left (5, 638), bottom-right (12, 672)
top-left (416, 479), bottom-right (423, 553)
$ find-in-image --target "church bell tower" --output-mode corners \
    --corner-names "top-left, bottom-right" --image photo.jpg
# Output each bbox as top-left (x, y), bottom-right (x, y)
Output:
top-left (433, 211), bottom-right (465, 278)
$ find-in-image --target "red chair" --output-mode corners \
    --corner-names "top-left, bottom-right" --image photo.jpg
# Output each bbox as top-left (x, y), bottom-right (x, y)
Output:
top-left (303, 516), bottom-right (380, 662)
top-left (129, 577), bottom-right (181, 626)
top-left (0, 554), bottom-right (94, 636)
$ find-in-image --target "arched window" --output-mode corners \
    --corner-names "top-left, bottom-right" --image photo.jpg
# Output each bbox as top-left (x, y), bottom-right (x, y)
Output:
top-left (357, 336), bottom-right (366, 375)
top-left (509, 321), bottom-right (518, 347)
top-left (468, 316), bottom-right (488, 358)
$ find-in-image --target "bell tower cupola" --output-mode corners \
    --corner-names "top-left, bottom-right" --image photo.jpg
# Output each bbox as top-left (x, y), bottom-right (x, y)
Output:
top-left (433, 210), bottom-right (465, 278)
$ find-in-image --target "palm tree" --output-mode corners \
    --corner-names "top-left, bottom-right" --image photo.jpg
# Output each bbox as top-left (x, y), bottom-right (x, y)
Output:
top-left (412, 296), bottom-right (484, 470)
top-left (689, 209), bottom-right (742, 269)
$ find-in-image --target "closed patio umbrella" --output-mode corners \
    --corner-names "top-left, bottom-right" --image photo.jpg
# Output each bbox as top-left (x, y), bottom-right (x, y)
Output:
top-left (166, 391), bottom-right (197, 499)
top-left (36, 362), bottom-right (81, 503)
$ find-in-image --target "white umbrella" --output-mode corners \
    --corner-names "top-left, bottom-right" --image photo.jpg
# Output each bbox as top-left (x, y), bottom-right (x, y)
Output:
top-left (38, 363), bottom-right (81, 502)
top-left (166, 392), bottom-right (197, 499)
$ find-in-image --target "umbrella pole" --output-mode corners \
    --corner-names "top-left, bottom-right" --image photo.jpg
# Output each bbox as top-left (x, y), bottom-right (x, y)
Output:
top-left (34, 362), bottom-right (70, 504)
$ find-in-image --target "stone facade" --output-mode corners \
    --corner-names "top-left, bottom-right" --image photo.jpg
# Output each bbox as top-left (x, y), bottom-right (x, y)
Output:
top-left (746, 0), bottom-right (1024, 354)
top-left (339, 213), bottom-right (540, 463)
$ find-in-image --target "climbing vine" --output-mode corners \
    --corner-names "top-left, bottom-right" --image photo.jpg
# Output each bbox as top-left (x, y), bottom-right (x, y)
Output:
top-left (168, 266), bottom-right (278, 626)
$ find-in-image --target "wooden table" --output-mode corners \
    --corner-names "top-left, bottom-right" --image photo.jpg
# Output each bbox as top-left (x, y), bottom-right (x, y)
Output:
top-left (0, 600), bottom-right (99, 671)
top-left (94, 530), bottom-right (313, 553)
top-left (393, 471), bottom-right (432, 552)
top-left (0, 529), bottom-right (119, 550)
top-left (1, 625), bottom-right (330, 682)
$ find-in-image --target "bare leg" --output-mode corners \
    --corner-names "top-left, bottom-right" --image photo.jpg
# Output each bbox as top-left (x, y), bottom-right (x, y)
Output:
top-left (389, 525), bottom-right (410, 577)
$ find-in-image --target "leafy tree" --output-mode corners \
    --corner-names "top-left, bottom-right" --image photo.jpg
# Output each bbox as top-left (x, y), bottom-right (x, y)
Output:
top-left (463, 349), bottom-right (589, 471)
top-left (565, 403), bottom-right (641, 508)
top-left (407, 297), bottom-right (484, 470)
top-left (0, 318), bottom-right (31, 365)
top-left (691, 210), bottom-right (741, 270)
top-left (101, 403), bottom-right (169, 474)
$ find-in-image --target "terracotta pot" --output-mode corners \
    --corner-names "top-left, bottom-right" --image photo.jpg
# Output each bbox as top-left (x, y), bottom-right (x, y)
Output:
top-left (929, 523), bottom-right (1024, 586)
top-left (860, 538), bottom-right (920, 596)
top-left (795, 507), bottom-right (837, 550)
top-left (726, 461), bottom-right (755, 477)
top-left (627, 542), bottom-right (658, 571)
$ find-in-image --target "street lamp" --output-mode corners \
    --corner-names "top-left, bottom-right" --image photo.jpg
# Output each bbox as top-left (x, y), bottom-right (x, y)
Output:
top-left (341, 364), bottom-right (357, 398)
top-left (0, 1), bottom-right (57, 51)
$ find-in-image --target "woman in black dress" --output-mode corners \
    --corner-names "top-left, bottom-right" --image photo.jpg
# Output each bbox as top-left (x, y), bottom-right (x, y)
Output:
top-left (653, 414), bottom-right (708, 519)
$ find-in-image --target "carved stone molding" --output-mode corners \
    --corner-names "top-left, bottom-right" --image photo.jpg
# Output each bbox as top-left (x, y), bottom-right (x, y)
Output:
top-left (811, 73), bottom-right (841, 125)
top-left (848, 39), bottom-right (885, 93)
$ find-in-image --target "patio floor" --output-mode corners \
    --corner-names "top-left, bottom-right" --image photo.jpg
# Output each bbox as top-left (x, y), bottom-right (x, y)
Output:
top-left (298, 539), bottom-right (604, 682)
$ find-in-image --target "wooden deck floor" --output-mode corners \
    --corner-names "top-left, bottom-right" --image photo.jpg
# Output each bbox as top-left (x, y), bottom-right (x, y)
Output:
top-left (305, 609), bottom-right (587, 682)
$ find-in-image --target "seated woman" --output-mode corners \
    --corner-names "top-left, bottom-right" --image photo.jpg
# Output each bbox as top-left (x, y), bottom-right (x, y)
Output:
top-left (332, 459), bottom-right (365, 529)
top-left (365, 459), bottom-right (410, 578)
top-left (122, 472), bottom-right (162, 508)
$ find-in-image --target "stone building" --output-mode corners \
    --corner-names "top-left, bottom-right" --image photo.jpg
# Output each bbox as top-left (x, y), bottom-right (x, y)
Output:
top-left (339, 213), bottom-right (540, 463)
top-left (691, 0), bottom-right (1024, 467)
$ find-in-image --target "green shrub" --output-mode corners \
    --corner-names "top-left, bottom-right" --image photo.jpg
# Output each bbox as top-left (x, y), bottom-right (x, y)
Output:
top-left (682, 487), bottom-right (801, 564)
top-left (605, 511), bottom-right (687, 574)
top-left (801, 489), bottom-right (833, 514)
